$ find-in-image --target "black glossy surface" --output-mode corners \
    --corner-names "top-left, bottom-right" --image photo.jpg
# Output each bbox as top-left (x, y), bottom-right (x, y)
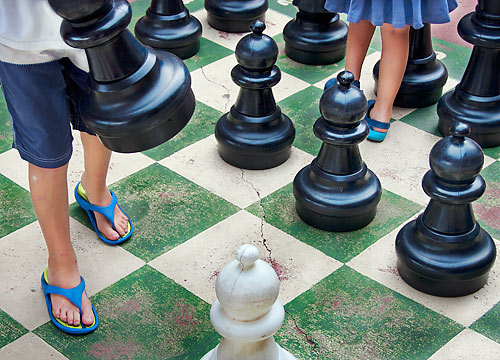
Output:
top-left (135, 0), bottom-right (202, 59)
top-left (395, 123), bottom-right (496, 297)
top-left (204, 0), bottom-right (268, 33)
top-left (437, 0), bottom-right (500, 147)
top-left (293, 71), bottom-right (381, 231)
top-left (283, 0), bottom-right (347, 65)
top-left (215, 21), bottom-right (295, 169)
top-left (373, 24), bottom-right (448, 108)
top-left (49, 0), bottom-right (195, 153)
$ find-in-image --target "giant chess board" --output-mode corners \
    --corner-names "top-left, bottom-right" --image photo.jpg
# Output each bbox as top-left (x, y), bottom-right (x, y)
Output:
top-left (1, 0), bottom-right (500, 359)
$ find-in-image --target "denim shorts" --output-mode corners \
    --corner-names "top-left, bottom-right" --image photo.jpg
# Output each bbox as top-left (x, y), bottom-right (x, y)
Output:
top-left (0, 58), bottom-right (95, 168)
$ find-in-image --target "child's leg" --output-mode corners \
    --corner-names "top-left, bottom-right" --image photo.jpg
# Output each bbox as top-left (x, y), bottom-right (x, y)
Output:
top-left (370, 23), bottom-right (410, 132)
top-left (345, 20), bottom-right (376, 80)
top-left (28, 163), bottom-right (94, 326)
top-left (79, 132), bottom-right (129, 240)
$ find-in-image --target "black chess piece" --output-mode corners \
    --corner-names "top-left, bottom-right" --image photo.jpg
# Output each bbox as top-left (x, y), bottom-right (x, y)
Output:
top-left (205, 0), bottom-right (268, 33)
top-left (293, 71), bottom-right (382, 231)
top-left (396, 123), bottom-right (496, 297)
top-left (215, 21), bottom-right (295, 169)
top-left (437, 0), bottom-right (500, 147)
top-left (135, 0), bottom-right (202, 59)
top-left (48, 0), bottom-right (195, 153)
top-left (373, 23), bottom-right (448, 108)
top-left (283, 0), bottom-right (348, 65)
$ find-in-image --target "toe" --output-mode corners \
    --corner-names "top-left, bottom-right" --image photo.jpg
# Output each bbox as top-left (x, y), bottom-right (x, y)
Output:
top-left (60, 310), bottom-right (68, 324)
top-left (81, 294), bottom-right (95, 326)
top-left (67, 311), bottom-right (74, 326)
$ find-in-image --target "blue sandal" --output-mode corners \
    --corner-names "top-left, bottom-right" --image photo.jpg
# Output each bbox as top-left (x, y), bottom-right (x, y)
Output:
top-left (365, 100), bottom-right (390, 142)
top-left (74, 182), bottom-right (133, 245)
top-left (41, 268), bottom-right (98, 335)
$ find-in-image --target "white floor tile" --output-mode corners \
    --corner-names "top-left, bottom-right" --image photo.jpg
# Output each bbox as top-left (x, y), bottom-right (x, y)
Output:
top-left (429, 329), bottom-right (500, 360)
top-left (150, 210), bottom-right (341, 304)
top-left (0, 219), bottom-right (144, 330)
top-left (0, 333), bottom-right (67, 360)
top-left (160, 135), bottom-right (313, 208)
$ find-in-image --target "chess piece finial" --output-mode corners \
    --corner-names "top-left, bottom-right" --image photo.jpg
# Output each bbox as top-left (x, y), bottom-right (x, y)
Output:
top-left (396, 122), bottom-right (496, 296)
top-left (294, 70), bottom-right (382, 231)
top-left (201, 245), bottom-right (296, 360)
top-left (215, 21), bottom-right (295, 169)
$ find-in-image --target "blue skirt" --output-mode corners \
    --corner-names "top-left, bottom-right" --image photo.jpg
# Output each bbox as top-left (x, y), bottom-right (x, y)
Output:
top-left (324, 0), bottom-right (458, 29)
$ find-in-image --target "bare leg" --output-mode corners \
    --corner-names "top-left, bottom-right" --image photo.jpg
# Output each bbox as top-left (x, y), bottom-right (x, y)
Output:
top-left (79, 132), bottom-right (129, 240)
top-left (29, 163), bottom-right (94, 326)
top-left (344, 20), bottom-right (376, 80)
top-left (370, 23), bottom-right (410, 132)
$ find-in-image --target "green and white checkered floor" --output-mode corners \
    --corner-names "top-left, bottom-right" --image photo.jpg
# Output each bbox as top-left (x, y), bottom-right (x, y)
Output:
top-left (1, 1), bottom-right (500, 358)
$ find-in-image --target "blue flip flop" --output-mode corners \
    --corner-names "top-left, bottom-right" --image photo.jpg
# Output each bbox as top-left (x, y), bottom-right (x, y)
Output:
top-left (365, 100), bottom-right (391, 142)
top-left (74, 182), bottom-right (133, 245)
top-left (41, 268), bottom-right (98, 335)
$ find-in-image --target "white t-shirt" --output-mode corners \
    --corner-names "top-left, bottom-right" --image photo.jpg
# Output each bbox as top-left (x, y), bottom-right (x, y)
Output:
top-left (0, 0), bottom-right (88, 70)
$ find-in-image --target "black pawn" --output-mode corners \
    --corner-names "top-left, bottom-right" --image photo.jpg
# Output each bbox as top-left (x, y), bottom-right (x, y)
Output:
top-left (135, 0), bottom-right (202, 60)
top-left (373, 23), bottom-right (448, 108)
top-left (205, 0), bottom-right (268, 33)
top-left (215, 21), bottom-right (295, 169)
top-left (48, 0), bottom-right (195, 153)
top-left (396, 123), bottom-right (496, 297)
top-left (283, 0), bottom-right (348, 65)
top-left (293, 71), bottom-right (382, 231)
top-left (438, 0), bottom-right (500, 147)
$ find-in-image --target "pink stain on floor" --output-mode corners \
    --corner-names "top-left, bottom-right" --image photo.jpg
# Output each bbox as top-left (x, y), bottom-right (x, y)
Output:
top-left (265, 257), bottom-right (289, 281)
top-left (88, 341), bottom-right (138, 360)
top-left (173, 302), bottom-right (199, 328)
top-left (209, 270), bottom-right (219, 281)
top-left (377, 265), bottom-right (400, 277)
top-left (475, 204), bottom-right (500, 230)
top-left (116, 299), bottom-right (141, 314)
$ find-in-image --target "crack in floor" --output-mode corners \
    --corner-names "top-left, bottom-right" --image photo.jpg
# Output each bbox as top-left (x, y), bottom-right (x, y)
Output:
top-left (240, 169), bottom-right (273, 261)
top-left (199, 65), bottom-right (232, 113)
top-left (285, 308), bottom-right (320, 357)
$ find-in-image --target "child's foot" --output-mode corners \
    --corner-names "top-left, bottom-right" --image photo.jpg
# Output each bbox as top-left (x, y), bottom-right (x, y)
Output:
top-left (366, 101), bottom-right (391, 142)
top-left (80, 179), bottom-right (129, 241)
top-left (48, 263), bottom-right (94, 327)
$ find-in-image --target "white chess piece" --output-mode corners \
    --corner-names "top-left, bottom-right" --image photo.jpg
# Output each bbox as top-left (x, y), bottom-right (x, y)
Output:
top-left (201, 244), bottom-right (297, 360)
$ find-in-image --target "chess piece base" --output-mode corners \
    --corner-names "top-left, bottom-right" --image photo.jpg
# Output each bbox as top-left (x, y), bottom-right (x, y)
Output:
top-left (82, 51), bottom-right (195, 153)
top-left (205, 0), bottom-right (268, 33)
top-left (283, 13), bottom-right (347, 65)
top-left (373, 54), bottom-right (448, 108)
top-left (293, 161), bottom-right (381, 232)
top-left (135, 9), bottom-right (202, 59)
top-left (396, 215), bottom-right (496, 297)
top-left (201, 344), bottom-right (296, 360)
top-left (215, 107), bottom-right (295, 170)
top-left (437, 86), bottom-right (500, 148)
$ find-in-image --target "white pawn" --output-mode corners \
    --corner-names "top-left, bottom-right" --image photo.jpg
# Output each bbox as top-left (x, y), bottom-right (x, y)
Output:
top-left (201, 244), bottom-right (297, 360)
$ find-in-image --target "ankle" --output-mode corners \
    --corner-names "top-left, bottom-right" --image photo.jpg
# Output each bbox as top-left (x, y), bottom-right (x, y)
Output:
top-left (80, 174), bottom-right (110, 205)
top-left (370, 106), bottom-right (391, 124)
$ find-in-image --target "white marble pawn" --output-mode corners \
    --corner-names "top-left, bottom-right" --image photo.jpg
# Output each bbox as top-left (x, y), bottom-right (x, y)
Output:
top-left (201, 244), bottom-right (296, 360)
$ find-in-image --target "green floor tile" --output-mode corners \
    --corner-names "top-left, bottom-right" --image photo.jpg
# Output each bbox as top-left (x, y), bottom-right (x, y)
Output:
top-left (432, 38), bottom-right (472, 82)
top-left (483, 145), bottom-right (500, 160)
top-left (185, 0), bottom-right (205, 13)
top-left (247, 183), bottom-right (422, 262)
top-left (0, 310), bottom-right (28, 349)
top-left (70, 163), bottom-right (239, 261)
top-left (276, 266), bottom-right (463, 360)
top-left (471, 300), bottom-right (500, 344)
top-left (0, 90), bottom-right (13, 154)
top-left (275, 33), bottom-right (347, 85)
top-left (0, 174), bottom-right (36, 238)
top-left (278, 86), bottom-right (323, 155)
top-left (399, 101), bottom-right (442, 137)
top-left (34, 266), bottom-right (219, 360)
top-left (143, 101), bottom-right (221, 161)
top-left (474, 161), bottom-right (500, 239)
top-left (183, 38), bottom-right (234, 72)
